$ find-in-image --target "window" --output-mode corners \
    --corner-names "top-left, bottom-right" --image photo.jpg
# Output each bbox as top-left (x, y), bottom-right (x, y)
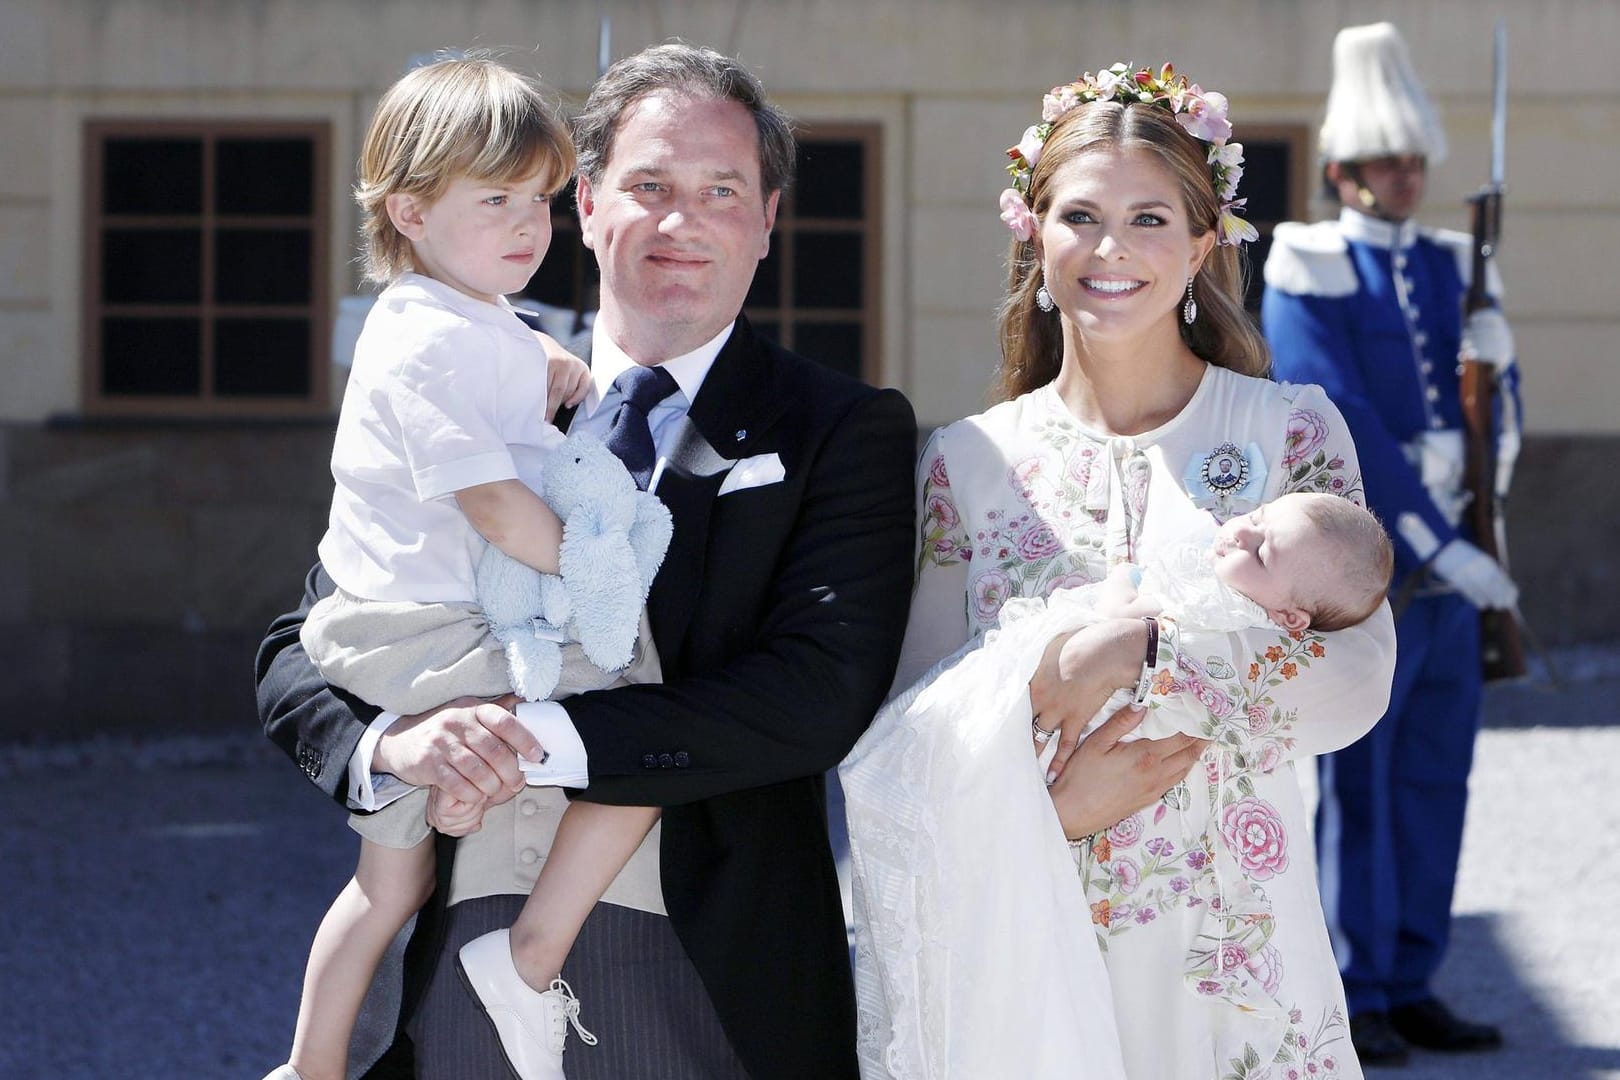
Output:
top-left (1230, 125), bottom-right (1313, 312)
top-left (83, 121), bottom-right (331, 416)
top-left (522, 125), bottom-right (882, 382)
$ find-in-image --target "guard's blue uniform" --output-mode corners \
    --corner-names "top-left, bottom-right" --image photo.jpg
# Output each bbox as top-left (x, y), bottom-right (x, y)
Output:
top-left (1261, 207), bottom-right (1520, 1016)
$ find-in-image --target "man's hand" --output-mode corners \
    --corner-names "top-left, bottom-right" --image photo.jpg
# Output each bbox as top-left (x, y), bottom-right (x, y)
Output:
top-left (1048, 703), bottom-right (1206, 839)
top-left (537, 332), bottom-right (591, 420)
top-left (372, 695), bottom-right (540, 806)
top-left (1460, 308), bottom-right (1515, 367)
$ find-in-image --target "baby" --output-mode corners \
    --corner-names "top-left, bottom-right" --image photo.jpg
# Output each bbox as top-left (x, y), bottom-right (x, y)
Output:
top-left (1059, 491), bottom-right (1393, 1068)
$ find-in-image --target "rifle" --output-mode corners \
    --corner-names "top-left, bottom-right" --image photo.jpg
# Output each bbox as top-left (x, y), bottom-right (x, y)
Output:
top-left (1458, 18), bottom-right (1526, 682)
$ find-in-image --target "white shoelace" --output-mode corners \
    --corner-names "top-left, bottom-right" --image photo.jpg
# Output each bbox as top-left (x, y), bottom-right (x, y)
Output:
top-left (547, 978), bottom-right (600, 1048)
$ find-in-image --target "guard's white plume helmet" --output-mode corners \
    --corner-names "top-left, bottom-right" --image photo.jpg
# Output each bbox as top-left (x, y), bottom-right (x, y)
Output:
top-left (1318, 22), bottom-right (1448, 165)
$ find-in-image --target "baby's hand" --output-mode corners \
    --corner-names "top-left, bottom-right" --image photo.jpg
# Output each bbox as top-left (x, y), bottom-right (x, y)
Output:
top-left (1093, 563), bottom-right (1144, 617)
top-left (538, 332), bottom-right (591, 420)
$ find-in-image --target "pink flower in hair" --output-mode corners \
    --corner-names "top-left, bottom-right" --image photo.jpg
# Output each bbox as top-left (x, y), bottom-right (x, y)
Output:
top-left (1176, 89), bottom-right (1233, 144)
top-left (998, 188), bottom-right (1038, 242)
top-left (1042, 84), bottom-right (1082, 122)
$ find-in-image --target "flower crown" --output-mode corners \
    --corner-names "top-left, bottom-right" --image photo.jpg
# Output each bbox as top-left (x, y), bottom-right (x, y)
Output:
top-left (998, 63), bottom-right (1259, 248)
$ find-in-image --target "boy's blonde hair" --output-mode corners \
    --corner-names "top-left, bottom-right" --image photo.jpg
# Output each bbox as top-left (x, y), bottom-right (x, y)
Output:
top-left (356, 53), bottom-right (576, 285)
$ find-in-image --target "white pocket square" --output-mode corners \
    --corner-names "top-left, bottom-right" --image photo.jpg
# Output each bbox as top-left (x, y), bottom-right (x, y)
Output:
top-left (717, 452), bottom-right (785, 496)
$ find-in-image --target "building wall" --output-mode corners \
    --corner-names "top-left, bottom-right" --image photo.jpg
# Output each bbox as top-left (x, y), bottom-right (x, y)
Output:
top-left (1, 0), bottom-right (1616, 732)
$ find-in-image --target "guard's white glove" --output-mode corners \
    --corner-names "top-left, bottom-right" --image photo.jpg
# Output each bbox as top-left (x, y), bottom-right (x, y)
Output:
top-left (1432, 538), bottom-right (1519, 610)
top-left (1460, 308), bottom-right (1516, 367)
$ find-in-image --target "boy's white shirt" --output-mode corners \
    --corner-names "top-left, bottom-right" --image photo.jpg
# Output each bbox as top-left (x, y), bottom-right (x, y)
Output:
top-left (349, 318), bottom-right (733, 810)
top-left (319, 272), bottom-right (565, 604)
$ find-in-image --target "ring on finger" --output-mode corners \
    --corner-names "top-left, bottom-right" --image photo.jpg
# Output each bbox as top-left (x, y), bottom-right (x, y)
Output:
top-left (1032, 717), bottom-right (1058, 745)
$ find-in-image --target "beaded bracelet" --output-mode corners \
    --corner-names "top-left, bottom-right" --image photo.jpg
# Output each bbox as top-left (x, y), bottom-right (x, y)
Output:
top-left (1129, 616), bottom-right (1160, 707)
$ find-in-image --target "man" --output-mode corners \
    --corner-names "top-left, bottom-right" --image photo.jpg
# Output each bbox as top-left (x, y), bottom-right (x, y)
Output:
top-left (259, 43), bottom-right (916, 1080)
top-left (1262, 22), bottom-right (1520, 1066)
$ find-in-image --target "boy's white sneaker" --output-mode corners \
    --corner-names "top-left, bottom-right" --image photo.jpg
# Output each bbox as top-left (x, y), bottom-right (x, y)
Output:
top-left (456, 929), bottom-right (597, 1080)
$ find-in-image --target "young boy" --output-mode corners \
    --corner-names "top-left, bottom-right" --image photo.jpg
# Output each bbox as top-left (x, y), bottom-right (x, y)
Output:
top-left (263, 55), bottom-right (660, 1080)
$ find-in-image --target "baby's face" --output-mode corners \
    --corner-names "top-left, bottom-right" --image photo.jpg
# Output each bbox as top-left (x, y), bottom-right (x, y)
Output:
top-left (1211, 498), bottom-right (1322, 625)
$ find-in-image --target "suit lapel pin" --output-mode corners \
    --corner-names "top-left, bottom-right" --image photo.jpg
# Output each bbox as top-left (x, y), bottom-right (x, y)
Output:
top-left (735, 429), bottom-right (747, 441)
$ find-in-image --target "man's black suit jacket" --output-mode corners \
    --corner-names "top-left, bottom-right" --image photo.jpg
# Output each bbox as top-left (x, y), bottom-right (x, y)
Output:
top-left (257, 316), bottom-right (918, 1079)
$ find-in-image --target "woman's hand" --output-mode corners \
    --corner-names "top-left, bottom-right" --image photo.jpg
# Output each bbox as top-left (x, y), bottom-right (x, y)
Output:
top-left (1048, 702), bottom-right (1206, 838)
top-left (1027, 618), bottom-right (1148, 777)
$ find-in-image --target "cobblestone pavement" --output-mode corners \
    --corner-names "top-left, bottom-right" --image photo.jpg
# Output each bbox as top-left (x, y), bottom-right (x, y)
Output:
top-left (3, 646), bottom-right (1617, 1079)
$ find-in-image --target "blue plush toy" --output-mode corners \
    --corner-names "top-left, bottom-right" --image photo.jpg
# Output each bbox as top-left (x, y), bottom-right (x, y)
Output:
top-left (474, 432), bottom-right (673, 700)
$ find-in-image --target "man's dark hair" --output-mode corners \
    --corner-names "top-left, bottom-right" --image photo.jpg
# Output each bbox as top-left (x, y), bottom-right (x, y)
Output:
top-left (573, 41), bottom-right (796, 195)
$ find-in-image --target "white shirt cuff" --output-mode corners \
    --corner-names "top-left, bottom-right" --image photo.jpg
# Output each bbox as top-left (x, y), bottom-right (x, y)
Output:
top-left (346, 711), bottom-right (417, 811)
top-left (516, 700), bottom-right (590, 788)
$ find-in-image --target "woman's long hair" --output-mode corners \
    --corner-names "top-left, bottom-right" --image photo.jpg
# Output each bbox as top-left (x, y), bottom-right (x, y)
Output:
top-left (994, 100), bottom-right (1270, 402)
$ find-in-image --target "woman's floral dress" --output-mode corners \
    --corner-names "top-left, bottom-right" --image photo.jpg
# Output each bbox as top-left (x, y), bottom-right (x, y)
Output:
top-left (844, 366), bottom-right (1395, 1079)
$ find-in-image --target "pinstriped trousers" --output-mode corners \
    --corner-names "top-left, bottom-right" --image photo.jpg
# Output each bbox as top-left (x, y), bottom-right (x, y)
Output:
top-left (406, 895), bottom-right (751, 1079)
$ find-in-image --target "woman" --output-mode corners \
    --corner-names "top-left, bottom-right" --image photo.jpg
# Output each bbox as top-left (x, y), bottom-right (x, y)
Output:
top-left (842, 64), bottom-right (1397, 1078)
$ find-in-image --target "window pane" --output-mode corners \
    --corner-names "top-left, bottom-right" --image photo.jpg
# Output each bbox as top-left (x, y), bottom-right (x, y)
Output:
top-left (792, 321), bottom-right (862, 378)
top-left (794, 140), bottom-right (864, 220)
top-left (102, 138), bottom-right (203, 215)
top-left (215, 229), bottom-right (312, 303)
top-left (1238, 140), bottom-right (1292, 224)
top-left (216, 138), bottom-right (314, 215)
top-left (101, 317), bottom-right (201, 395)
top-left (214, 318), bottom-right (311, 396)
top-left (793, 233), bottom-right (863, 309)
top-left (745, 243), bottom-right (782, 308)
top-left (102, 229), bottom-right (201, 303)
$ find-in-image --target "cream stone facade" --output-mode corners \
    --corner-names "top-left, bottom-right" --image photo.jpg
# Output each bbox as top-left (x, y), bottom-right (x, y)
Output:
top-left (1, 0), bottom-right (1615, 729)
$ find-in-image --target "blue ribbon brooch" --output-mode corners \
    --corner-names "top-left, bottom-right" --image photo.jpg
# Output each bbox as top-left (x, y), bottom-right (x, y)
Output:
top-left (1183, 441), bottom-right (1267, 519)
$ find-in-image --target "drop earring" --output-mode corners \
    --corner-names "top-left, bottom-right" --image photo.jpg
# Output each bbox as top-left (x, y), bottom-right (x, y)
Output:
top-left (1182, 277), bottom-right (1198, 325)
top-left (1036, 272), bottom-right (1055, 313)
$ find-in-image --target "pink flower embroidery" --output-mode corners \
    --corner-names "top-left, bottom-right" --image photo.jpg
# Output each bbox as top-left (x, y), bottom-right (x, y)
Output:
top-left (1218, 942), bottom-right (1250, 971)
top-left (1109, 857), bottom-right (1142, 895)
top-left (1108, 812), bottom-right (1144, 848)
top-left (1010, 456), bottom-right (1047, 489)
top-left (1190, 678), bottom-right (1232, 717)
top-left (1221, 796), bottom-right (1289, 880)
top-left (925, 493), bottom-right (959, 531)
top-left (1016, 521), bottom-right (1063, 560)
top-left (1043, 571), bottom-right (1092, 597)
top-left (971, 569), bottom-right (1013, 622)
top-left (1284, 409), bottom-right (1329, 465)
top-left (1247, 704), bottom-right (1272, 735)
top-left (1246, 942), bottom-right (1285, 995)
top-left (927, 453), bottom-right (950, 489)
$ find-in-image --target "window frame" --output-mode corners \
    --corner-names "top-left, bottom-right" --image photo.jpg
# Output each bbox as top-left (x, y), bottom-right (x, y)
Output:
top-left (81, 119), bottom-right (333, 418)
top-left (1229, 123), bottom-right (1313, 311)
top-left (751, 122), bottom-right (883, 383)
